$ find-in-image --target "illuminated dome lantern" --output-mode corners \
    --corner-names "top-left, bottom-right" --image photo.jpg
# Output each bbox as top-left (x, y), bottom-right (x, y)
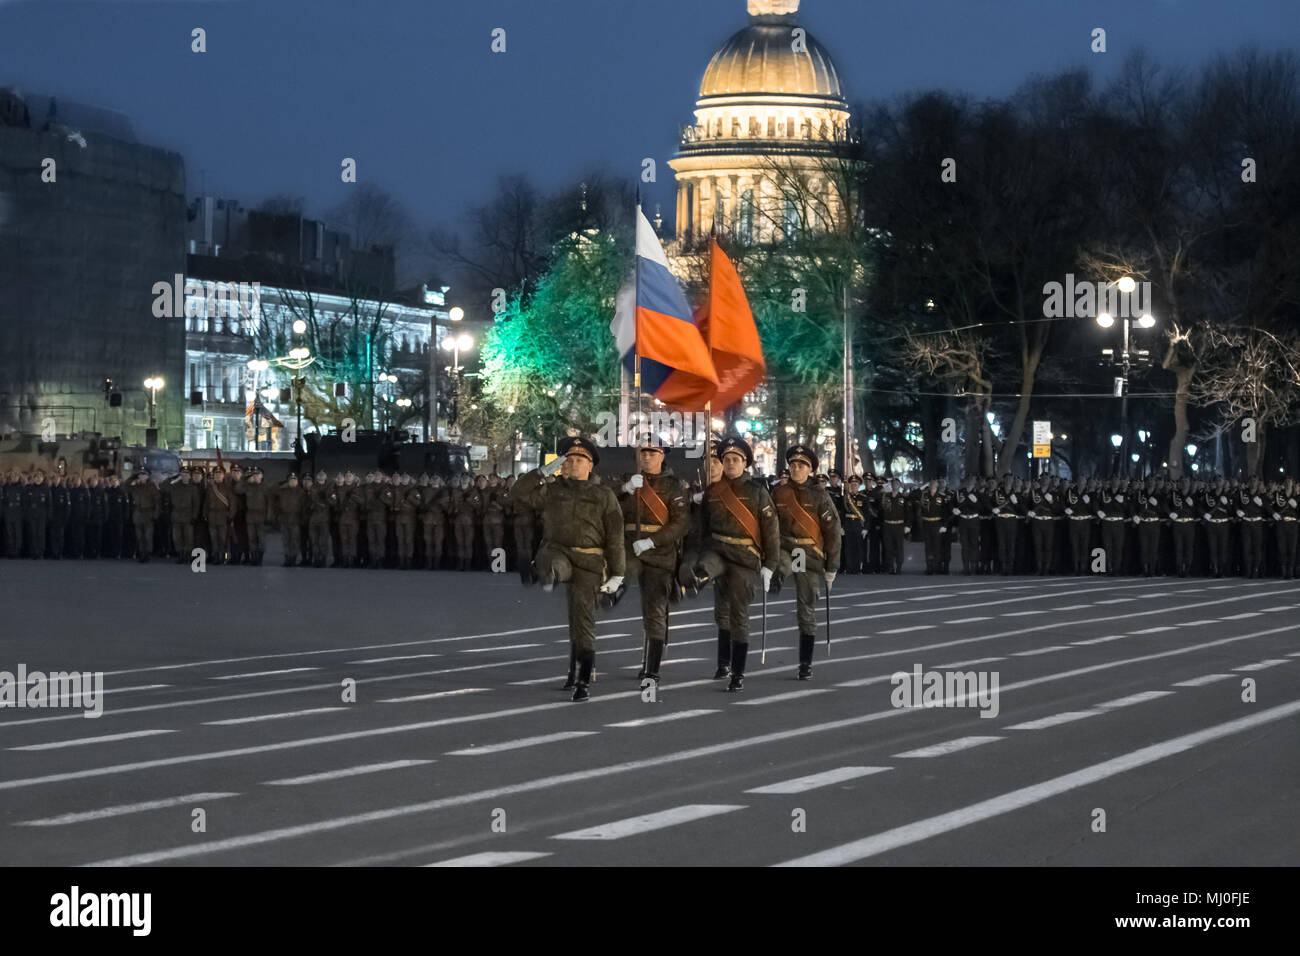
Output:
top-left (670, 0), bottom-right (853, 243)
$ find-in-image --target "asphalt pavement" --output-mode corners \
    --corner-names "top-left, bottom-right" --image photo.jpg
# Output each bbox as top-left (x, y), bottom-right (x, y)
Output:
top-left (1, 546), bottom-right (1297, 867)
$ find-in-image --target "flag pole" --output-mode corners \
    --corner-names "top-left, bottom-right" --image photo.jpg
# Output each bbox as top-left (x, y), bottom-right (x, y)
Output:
top-left (634, 200), bottom-right (648, 679)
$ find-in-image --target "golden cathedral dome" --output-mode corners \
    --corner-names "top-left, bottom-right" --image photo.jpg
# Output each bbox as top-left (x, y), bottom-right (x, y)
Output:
top-left (699, 0), bottom-right (844, 104)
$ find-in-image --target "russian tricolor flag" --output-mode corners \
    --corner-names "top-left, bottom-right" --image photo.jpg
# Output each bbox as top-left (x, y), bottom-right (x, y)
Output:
top-left (611, 207), bottom-right (718, 410)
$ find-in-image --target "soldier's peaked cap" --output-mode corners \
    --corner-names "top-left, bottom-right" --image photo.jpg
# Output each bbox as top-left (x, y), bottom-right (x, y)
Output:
top-left (558, 435), bottom-right (599, 466)
top-left (716, 435), bottom-right (753, 467)
top-left (785, 444), bottom-right (819, 471)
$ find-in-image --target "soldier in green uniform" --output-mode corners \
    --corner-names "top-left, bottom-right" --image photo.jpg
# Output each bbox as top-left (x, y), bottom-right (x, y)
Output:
top-left (419, 474), bottom-right (448, 570)
top-left (451, 475), bottom-right (480, 571)
top-left (770, 445), bottom-right (841, 680)
top-left (167, 470), bottom-right (201, 564)
top-left (879, 477), bottom-right (908, 574)
top-left (918, 478), bottom-right (948, 574)
top-left (393, 473), bottom-right (418, 570)
top-left (363, 473), bottom-right (394, 569)
top-left (510, 474), bottom-right (537, 582)
top-left (335, 472), bottom-right (362, 568)
top-left (679, 436), bottom-right (779, 692)
top-left (619, 439), bottom-right (691, 688)
top-left (482, 475), bottom-right (507, 566)
top-left (511, 436), bottom-right (625, 701)
top-left (304, 472), bottom-right (332, 567)
top-left (1272, 478), bottom-right (1298, 579)
top-left (272, 473), bottom-right (304, 567)
top-left (129, 473), bottom-right (160, 563)
top-left (237, 469), bottom-right (271, 566)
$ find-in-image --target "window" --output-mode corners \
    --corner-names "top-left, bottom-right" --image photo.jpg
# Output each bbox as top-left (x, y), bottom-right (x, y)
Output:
top-left (222, 366), bottom-right (230, 402)
top-left (189, 363), bottom-right (197, 394)
top-left (740, 190), bottom-right (754, 243)
top-left (207, 363), bottom-right (216, 402)
top-left (767, 116), bottom-right (775, 137)
top-left (783, 191), bottom-right (799, 239)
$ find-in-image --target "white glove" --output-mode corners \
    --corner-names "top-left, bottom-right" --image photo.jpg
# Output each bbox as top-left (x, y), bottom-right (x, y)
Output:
top-left (1096, 510), bottom-right (1105, 519)
top-left (952, 507), bottom-right (961, 516)
top-left (692, 491), bottom-right (704, 504)
top-left (824, 570), bottom-right (836, 589)
top-left (760, 567), bottom-right (773, 589)
top-left (1203, 513), bottom-right (1212, 521)
top-left (1116, 494), bottom-right (1124, 503)
top-left (599, 575), bottom-right (624, 593)
top-left (1272, 512), bottom-right (1281, 521)
top-left (940, 526), bottom-right (948, 534)
top-left (861, 529), bottom-right (867, 538)
top-left (1082, 494), bottom-right (1090, 504)
top-left (1169, 512), bottom-right (1177, 520)
top-left (632, 538), bottom-right (655, 556)
top-left (1289, 498), bottom-right (1297, 508)
top-left (1132, 516), bottom-right (1140, 525)
top-left (1220, 496), bottom-right (1228, 504)
top-left (1235, 509), bottom-right (1244, 517)
top-left (904, 526), bottom-right (911, 535)
top-left (623, 474), bottom-right (644, 494)
top-left (1149, 496), bottom-right (1157, 505)
top-left (1045, 493), bottom-right (1053, 502)
top-left (1010, 494), bottom-right (1018, 504)
top-left (992, 506), bottom-right (1001, 515)
top-left (1065, 507), bottom-right (1073, 515)
top-left (968, 494), bottom-right (977, 503)
top-left (1028, 509), bottom-right (1037, 518)
top-left (1253, 495), bottom-right (1262, 506)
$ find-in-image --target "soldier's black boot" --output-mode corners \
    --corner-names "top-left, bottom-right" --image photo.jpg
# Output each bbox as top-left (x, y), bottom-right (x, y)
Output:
top-left (562, 646), bottom-right (577, 690)
top-left (597, 579), bottom-right (626, 610)
top-left (797, 633), bottom-right (815, 680)
top-left (713, 629), bottom-right (732, 680)
top-left (726, 643), bottom-right (747, 692)
top-left (641, 640), bottom-right (665, 689)
top-left (572, 650), bottom-right (594, 702)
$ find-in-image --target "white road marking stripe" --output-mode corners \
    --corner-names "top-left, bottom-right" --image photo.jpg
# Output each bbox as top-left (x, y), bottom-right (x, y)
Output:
top-left (746, 767), bottom-right (890, 794)
top-left (426, 851), bottom-right (550, 867)
top-left (1137, 592), bottom-right (1172, 598)
top-left (620, 658), bottom-right (705, 669)
top-left (893, 736), bottom-right (1002, 758)
top-left (378, 688), bottom-right (491, 703)
top-left (953, 590), bottom-right (998, 595)
top-left (1234, 660), bottom-right (1290, 671)
top-left (1002, 610), bottom-right (1040, 617)
top-left (552, 804), bottom-right (746, 840)
top-left (776, 699), bottom-right (1300, 866)
top-left (77, 632), bottom-right (1300, 866)
top-left (944, 617), bottom-right (993, 624)
top-left (1172, 674), bottom-right (1235, 687)
top-left (1259, 606), bottom-right (1294, 613)
top-left (1288, 651), bottom-right (1300, 658)
top-left (1049, 605), bottom-right (1091, 611)
top-left (1071, 635), bottom-right (1128, 645)
top-left (854, 600), bottom-right (903, 607)
top-left (462, 643), bottom-right (541, 653)
top-left (205, 707), bottom-right (345, 726)
top-left (1131, 626), bottom-right (1175, 634)
top-left (101, 684), bottom-right (171, 695)
top-left (1221, 612), bottom-right (1261, 620)
top-left (1011, 646), bottom-right (1070, 656)
top-left (10, 728), bottom-right (174, 751)
top-left (447, 731), bottom-right (597, 756)
top-left (16, 792), bottom-right (239, 827)
top-left (1006, 711), bottom-right (1100, 730)
top-left (1097, 691), bottom-right (1174, 709)
top-left (349, 653), bottom-right (443, 664)
top-left (835, 675), bottom-right (894, 688)
top-left (1181, 620), bottom-right (1217, 626)
top-left (606, 709), bottom-right (719, 728)
top-left (1094, 598), bottom-right (1134, 604)
top-left (509, 677), bottom-right (570, 686)
top-left (734, 689), bottom-right (832, 706)
top-left (211, 667), bottom-right (318, 680)
top-left (266, 760), bottom-right (434, 786)
top-left (932, 657), bottom-right (1005, 668)
top-left (908, 595), bottom-right (948, 602)
top-left (880, 626), bottom-right (934, 634)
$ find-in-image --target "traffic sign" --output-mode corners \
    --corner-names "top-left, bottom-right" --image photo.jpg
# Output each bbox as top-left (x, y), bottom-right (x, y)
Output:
top-left (201, 417), bottom-right (214, 430)
top-left (1032, 443), bottom-right (1051, 458)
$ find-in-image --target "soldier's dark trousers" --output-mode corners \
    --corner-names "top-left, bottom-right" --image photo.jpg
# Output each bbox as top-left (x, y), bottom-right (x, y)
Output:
top-left (695, 550), bottom-right (757, 644)
top-left (921, 520), bottom-right (941, 572)
top-left (1172, 522), bottom-right (1195, 573)
top-left (1276, 521), bottom-right (1298, 577)
top-left (483, 521), bottom-right (504, 561)
top-left (367, 519), bottom-right (386, 566)
top-left (869, 525), bottom-right (883, 572)
top-left (3, 516), bottom-right (22, 557)
top-left (396, 517), bottom-right (415, 565)
top-left (25, 517), bottom-right (45, 557)
top-left (536, 545), bottom-right (602, 656)
top-left (959, 520), bottom-right (981, 572)
top-left (309, 520), bottom-right (330, 566)
top-left (85, 520), bottom-right (102, 558)
top-left (1068, 520), bottom-right (1091, 573)
top-left (1137, 522), bottom-right (1160, 574)
top-left (247, 520), bottom-right (265, 559)
top-left (638, 565), bottom-right (674, 648)
top-left (995, 517), bottom-right (1018, 573)
top-left (421, 521), bottom-right (445, 569)
top-left (1241, 521), bottom-right (1265, 577)
top-left (133, 517), bottom-right (154, 560)
top-left (210, 520), bottom-right (229, 562)
top-left (793, 569), bottom-right (819, 634)
top-left (66, 522), bottom-right (83, 558)
top-left (1205, 522), bottom-right (1229, 574)
top-left (174, 521), bottom-right (195, 562)
top-left (340, 519), bottom-right (359, 565)
top-left (1031, 519), bottom-right (1055, 574)
top-left (842, 519), bottom-right (863, 573)
top-left (512, 522), bottom-right (534, 572)
top-left (48, 521), bottom-right (66, 558)
top-left (1101, 521), bottom-right (1125, 575)
top-left (454, 521), bottom-right (474, 569)
top-left (104, 521), bottom-right (122, 559)
top-left (882, 523), bottom-right (904, 572)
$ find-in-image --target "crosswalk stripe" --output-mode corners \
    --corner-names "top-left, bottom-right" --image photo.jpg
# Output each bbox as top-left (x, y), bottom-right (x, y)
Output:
top-left (10, 728), bottom-right (174, 751)
top-left (944, 616), bottom-right (992, 623)
top-left (101, 684), bottom-right (171, 695)
top-left (211, 667), bottom-right (318, 680)
top-left (349, 653), bottom-right (443, 664)
top-left (893, 736), bottom-right (1002, 758)
top-left (552, 804), bottom-right (746, 840)
top-left (1172, 674), bottom-right (1235, 687)
top-left (1097, 691), bottom-right (1174, 709)
top-left (378, 688), bottom-right (490, 703)
top-left (509, 677), bottom-right (568, 686)
top-left (907, 595), bottom-right (948, 602)
top-left (1131, 626), bottom-right (1176, 634)
top-left (266, 759), bottom-right (433, 786)
top-left (620, 658), bottom-right (706, 669)
top-left (1049, 605), bottom-right (1091, 611)
top-left (932, 657), bottom-right (1005, 668)
top-left (205, 707), bottom-right (345, 726)
top-left (1007, 710), bottom-right (1101, 730)
top-left (1011, 646), bottom-right (1070, 656)
top-left (1071, 635), bottom-right (1127, 645)
top-left (1234, 660), bottom-right (1290, 671)
top-left (776, 699), bottom-right (1300, 867)
top-left (462, 643), bottom-right (541, 653)
top-left (1002, 611), bottom-right (1040, 617)
top-left (880, 626), bottom-right (933, 634)
top-left (15, 792), bottom-right (239, 827)
top-left (734, 689), bottom-right (832, 706)
top-left (854, 600), bottom-right (904, 607)
top-left (1221, 612), bottom-right (1261, 620)
top-left (834, 675), bottom-right (893, 688)
top-left (1094, 598), bottom-right (1134, 604)
top-left (447, 731), bottom-right (597, 756)
top-left (746, 767), bottom-right (890, 794)
top-left (606, 709), bottom-right (719, 728)
top-left (426, 851), bottom-right (551, 867)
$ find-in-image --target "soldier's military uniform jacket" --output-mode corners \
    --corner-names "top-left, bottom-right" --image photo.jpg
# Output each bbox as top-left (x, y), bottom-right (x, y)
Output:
top-left (619, 468), bottom-right (690, 572)
top-left (1135, 487), bottom-right (1163, 522)
top-left (1203, 487), bottom-right (1231, 522)
top-left (236, 480), bottom-right (271, 523)
top-left (772, 477), bottom-right (842, 573)
top-left (1169, 487), bottom-right (1197, 521)
top-left (129, 480), bottom-right (161, 518)
top-left (511, 471), bottom-right (625, 577)
top-left (1096, 487), bottom-right (1129, 522)
top-left (1273, 489), bottom-right (1299, 523)
top-left (702, 474), bottom-right (780, 572)
top-left (880, 491), bottom-right (909, 525)
top-left (953, 487), bottom-right (985, 524)
top-left (1237, 488), bottom-right (1268, 523)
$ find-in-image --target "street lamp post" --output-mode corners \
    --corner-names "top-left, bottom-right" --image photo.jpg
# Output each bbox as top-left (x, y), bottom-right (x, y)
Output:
top-left (143, 376), bottom-right (164, 446)
top-left (441, 332), bottom-right (474, 432)
top-left (430, 306), bottom-right (464, 443)
top-left (1097, 277), bottom-right (1155, 478)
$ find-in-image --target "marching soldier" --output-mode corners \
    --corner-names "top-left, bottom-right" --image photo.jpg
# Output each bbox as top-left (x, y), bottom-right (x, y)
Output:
top-left (1063, 480), bottom-right (1094, 574)
top-left (169, 470), bottom-right (202, 565)
top-left (1027, 479), bottom-right (1058, 575)
top-left (771, 444), bottom-right (841, 680)
top-left (86, 476), bottom-right (106, 559)
top-left (953, 476), bottom-right (984, 574)
top-left (619, 440), bottom-right (691, 687)
top-left (305, 471), bottom-right (333, 567)
top-left (510, 475), bottom-right (537, 582)
top-left (1168, 476), bottom-right (1197, 577)
top-left (394, 473), bottom-right (419, 570)
top-left (1272, 478), bottom-right (1298, 579)
top-left (419, 475), bottom-right (448, 570)
top-left (335, 472), bottom-right (363, 568)
top-left (840, 475), bottom-right (866, 574)
top-left (451, 475), bottom-right (479, 571)
top-left (205, 468), bottom-right (234, 564)
top-left (879, 477), bottom-right (908, 574)
top-left (1202, 477), bottom-right (1232, 578)
top-left (511, 436), bottom-right (625, 702)
top-left (679, 436), bottom-right (779, 691)
top-left (23, 472), bottom-right (50, 559)
top-left (364, 473), bottom-right (394, 569)
top-left (1133, 480), bottom-right (1163, 577)
top-left (482, 476), bottom-right (507, 566)
top-left (273, 473), bottom-right (306, 567)
top-left (918, 478), bottom-right (948, 574)
top-left (1237, 477), bottom-right (1268, 578)
top-left (128, 473), bottom-right (160, 563)
top-left (237, 468), bottom-right (271, 566)
top-left (990, 476), bottom-right (1019, 574)
top-left (48, 476), bottom-right (70, 559)
top-left (104, 476), bottom-right (127, 559)
top-left (1095, 477), bottom-right (1128, 576)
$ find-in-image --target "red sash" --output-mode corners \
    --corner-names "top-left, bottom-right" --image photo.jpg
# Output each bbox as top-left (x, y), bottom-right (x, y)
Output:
top-left (636, 484), bottom-right (669, 526)
top-left (711, 480), bottom-right (760, 543)
top-left (773, 484), bottom-right (823, 552)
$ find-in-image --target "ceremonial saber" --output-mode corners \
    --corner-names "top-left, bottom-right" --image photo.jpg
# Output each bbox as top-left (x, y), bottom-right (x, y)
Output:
top-left (760, 579), bottom-right (767, 664)
top-left (825, 582), bottom-right (832, 656)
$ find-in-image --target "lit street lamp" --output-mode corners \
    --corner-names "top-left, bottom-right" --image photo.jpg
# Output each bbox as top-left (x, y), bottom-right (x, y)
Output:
top-left (1098, 278), bottom-right (1155, 477)
top-left (143, 376), bottom-right (164, 438)
top-left (440, 333), bottom-right (474, 428)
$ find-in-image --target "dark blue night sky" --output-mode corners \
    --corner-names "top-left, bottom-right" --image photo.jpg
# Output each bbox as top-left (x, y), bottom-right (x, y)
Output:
top-left (2, 0), bottom-right (1297, 233)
